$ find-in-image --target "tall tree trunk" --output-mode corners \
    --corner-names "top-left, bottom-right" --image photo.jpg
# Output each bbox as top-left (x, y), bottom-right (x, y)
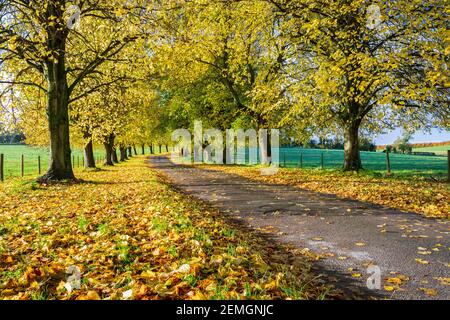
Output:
top-left (133, 145), bottom-right (138, 155)
top-left (128, 147), bottom-right (133, 157)
top-left (104, 134), bottom-right (115, 166)
top-left (222, 147), bottom-right (229, 165)
top-left (159, 145), bottom-right (162, 154)
top-left (120, 146), bottom-right (128, 162)
top-left (343, 122), bottom-right (362, 171)
top-left (141, 144), bottom-right (145, 155)
top-left (165, 145), bottom-right (169, 152)
top-left (42, 66), bottom-right (74, 180)
top-left (84, 139), bottom-right (96, 168)
top-left (149, 145), bottom-right (153, 154)
top-left (112, 148), bottom-right (119, 163)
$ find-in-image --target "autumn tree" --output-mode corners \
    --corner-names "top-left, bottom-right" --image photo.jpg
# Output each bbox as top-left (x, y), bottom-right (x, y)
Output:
top-left (151, 0), bottom-right (288, 163)
top-left (0, 0), bottom-right (146, 180)
top-left (266, 0), bottom-right (449, 170)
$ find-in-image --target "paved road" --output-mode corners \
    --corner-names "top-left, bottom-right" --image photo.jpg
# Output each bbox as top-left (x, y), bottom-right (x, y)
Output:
top-left (148, 156), bottom-right (449, 300)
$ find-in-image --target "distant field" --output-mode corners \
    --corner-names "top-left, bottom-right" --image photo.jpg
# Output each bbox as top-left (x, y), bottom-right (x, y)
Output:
top-left (0, 145), bottom-right (104, 178)
top-left (1, 145), bottom-right (449, 179)
top-left (235, 147), bottom-right (449, 178)
top-left (413, 145), bottom-right (450, 156)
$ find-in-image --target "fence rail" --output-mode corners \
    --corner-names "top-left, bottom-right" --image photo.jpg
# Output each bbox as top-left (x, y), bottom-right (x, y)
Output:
top-left (277, 149), bottom-right (449, 180)
top-left (0, 144), bottom-right (171, 182)
top-left (0, 147), bottom-right (449, 182)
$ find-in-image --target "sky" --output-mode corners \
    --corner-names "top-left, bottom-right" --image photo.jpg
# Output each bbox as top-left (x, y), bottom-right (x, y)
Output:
top-left (375, 128), bottom-right (450, 145)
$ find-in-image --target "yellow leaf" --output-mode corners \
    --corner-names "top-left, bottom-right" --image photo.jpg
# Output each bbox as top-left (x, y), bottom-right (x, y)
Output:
top-left (415, 258), bottom-right (429, 265)
top-left (386, 277), bottom-right (402, 285)
top-left (419, 288), bottom-right (438, 297)
top-left (384, 285), bottom-right (395, 292)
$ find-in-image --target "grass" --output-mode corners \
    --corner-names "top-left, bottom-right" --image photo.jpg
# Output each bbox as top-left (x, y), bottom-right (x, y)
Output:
top-left (1, 145), bottom-right (448, 179)
top-left (0, 156), bottom-right (333, 300)
top-left (0, 145), bottom-right (104, 179)
top-left (199, 147), bottom-right (449, 178)
top-left (272, 148), bottom-right (448, 178)
top-left (413, 145), bottom-right (450, 156)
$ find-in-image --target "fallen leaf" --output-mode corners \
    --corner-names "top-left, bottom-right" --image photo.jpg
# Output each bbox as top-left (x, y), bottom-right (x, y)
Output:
top-left (419, 288), bottom-right (438, 297)
top-left (415, 258), bottom-right (429, 265)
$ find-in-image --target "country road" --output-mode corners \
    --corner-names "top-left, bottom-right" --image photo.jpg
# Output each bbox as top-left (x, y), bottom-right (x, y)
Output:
top-left (148, 156), bottom-right (450, 300)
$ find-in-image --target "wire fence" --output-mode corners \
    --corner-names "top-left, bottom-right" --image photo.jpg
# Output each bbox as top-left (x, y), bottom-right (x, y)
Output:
top-left (233, 147), bottom-right (450, 178)
top-left (0, 144), bottom-right (170, 181)
top-left (0, 153), bottom-right (105, 181)
top-left (1, 146), bottom-right (449, 181)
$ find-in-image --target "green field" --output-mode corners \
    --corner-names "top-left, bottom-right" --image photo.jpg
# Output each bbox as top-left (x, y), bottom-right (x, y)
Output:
top-left (1, 145), bottom-right (449, 179)
top-left (0, 145), bottom-right (104, 178)
top-left (413, 145), bottom-right (450, 156)
top-left (235, 147), bottom-right (449, 178)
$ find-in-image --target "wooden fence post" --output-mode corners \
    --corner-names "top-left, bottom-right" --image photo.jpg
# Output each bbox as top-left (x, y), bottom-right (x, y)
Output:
top-left (283, 153), bottom-right (286, 167)
top-left (386, 150), bottom-right (391, 175)
top-left (38, 156), bottom-right (41, 175)
top-left (0, 154), bottom-right (4, 182)
top-left (321, 153), bottom-right (324, 170)
top-left (21, 155), bottom-right (24, 177)
top-left (299, 153), bottom-right (303, 168)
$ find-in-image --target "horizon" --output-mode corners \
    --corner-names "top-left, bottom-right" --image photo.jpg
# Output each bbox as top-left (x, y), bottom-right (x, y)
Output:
top-left (375, 128), bottom-right (450, 145)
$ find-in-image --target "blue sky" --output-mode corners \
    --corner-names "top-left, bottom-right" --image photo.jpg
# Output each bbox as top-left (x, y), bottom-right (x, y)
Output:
top-left (375, 128), bottom-right (450, 145)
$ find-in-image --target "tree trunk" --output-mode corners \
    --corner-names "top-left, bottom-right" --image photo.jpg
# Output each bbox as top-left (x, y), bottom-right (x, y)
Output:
top-left (84, 139), bottom-right (96, 168)
top-left (223, 147), bottom-right (229, 165)
top-left (42, 65), bottom-right (74, 180)
top-left (165, 145), bottom-right (169, 152)
top-left (159, 145), bottom-right (162, 154)
top-left (103, 143), bottom-right (114, 166)
top-left (343, 123), bottom-right (362, 171)
top-left (150, 145), bottom-right (153, 154)
top-left (128, 147), bottom-right (133, 157)
top-left (39, 2), bottom-right (74, 182)
top-left (112, 148), bottom-right (119, 164)
top-left (133, 145), bottom-right (138, 156)
top-left (120, 146), bottom-right (128, 162)
top-left (141, 144), bottom-right (145, 155)
top-left (103, 136), bottom-right (114, 166)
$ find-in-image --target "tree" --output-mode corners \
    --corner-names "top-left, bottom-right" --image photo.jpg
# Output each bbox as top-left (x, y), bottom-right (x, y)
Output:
top-left (151, 0), bottom-right (288, 163)
top-left (265, 0), bottom-right (449, 170)
top-left (393, 133), bottom-right (412, 154)
top-left (0, 0), bottom-right (145, 180)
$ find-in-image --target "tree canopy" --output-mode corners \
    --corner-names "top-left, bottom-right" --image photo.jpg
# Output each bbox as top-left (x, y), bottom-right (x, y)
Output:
top-left (1, 0), bottom-right (448, 177)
